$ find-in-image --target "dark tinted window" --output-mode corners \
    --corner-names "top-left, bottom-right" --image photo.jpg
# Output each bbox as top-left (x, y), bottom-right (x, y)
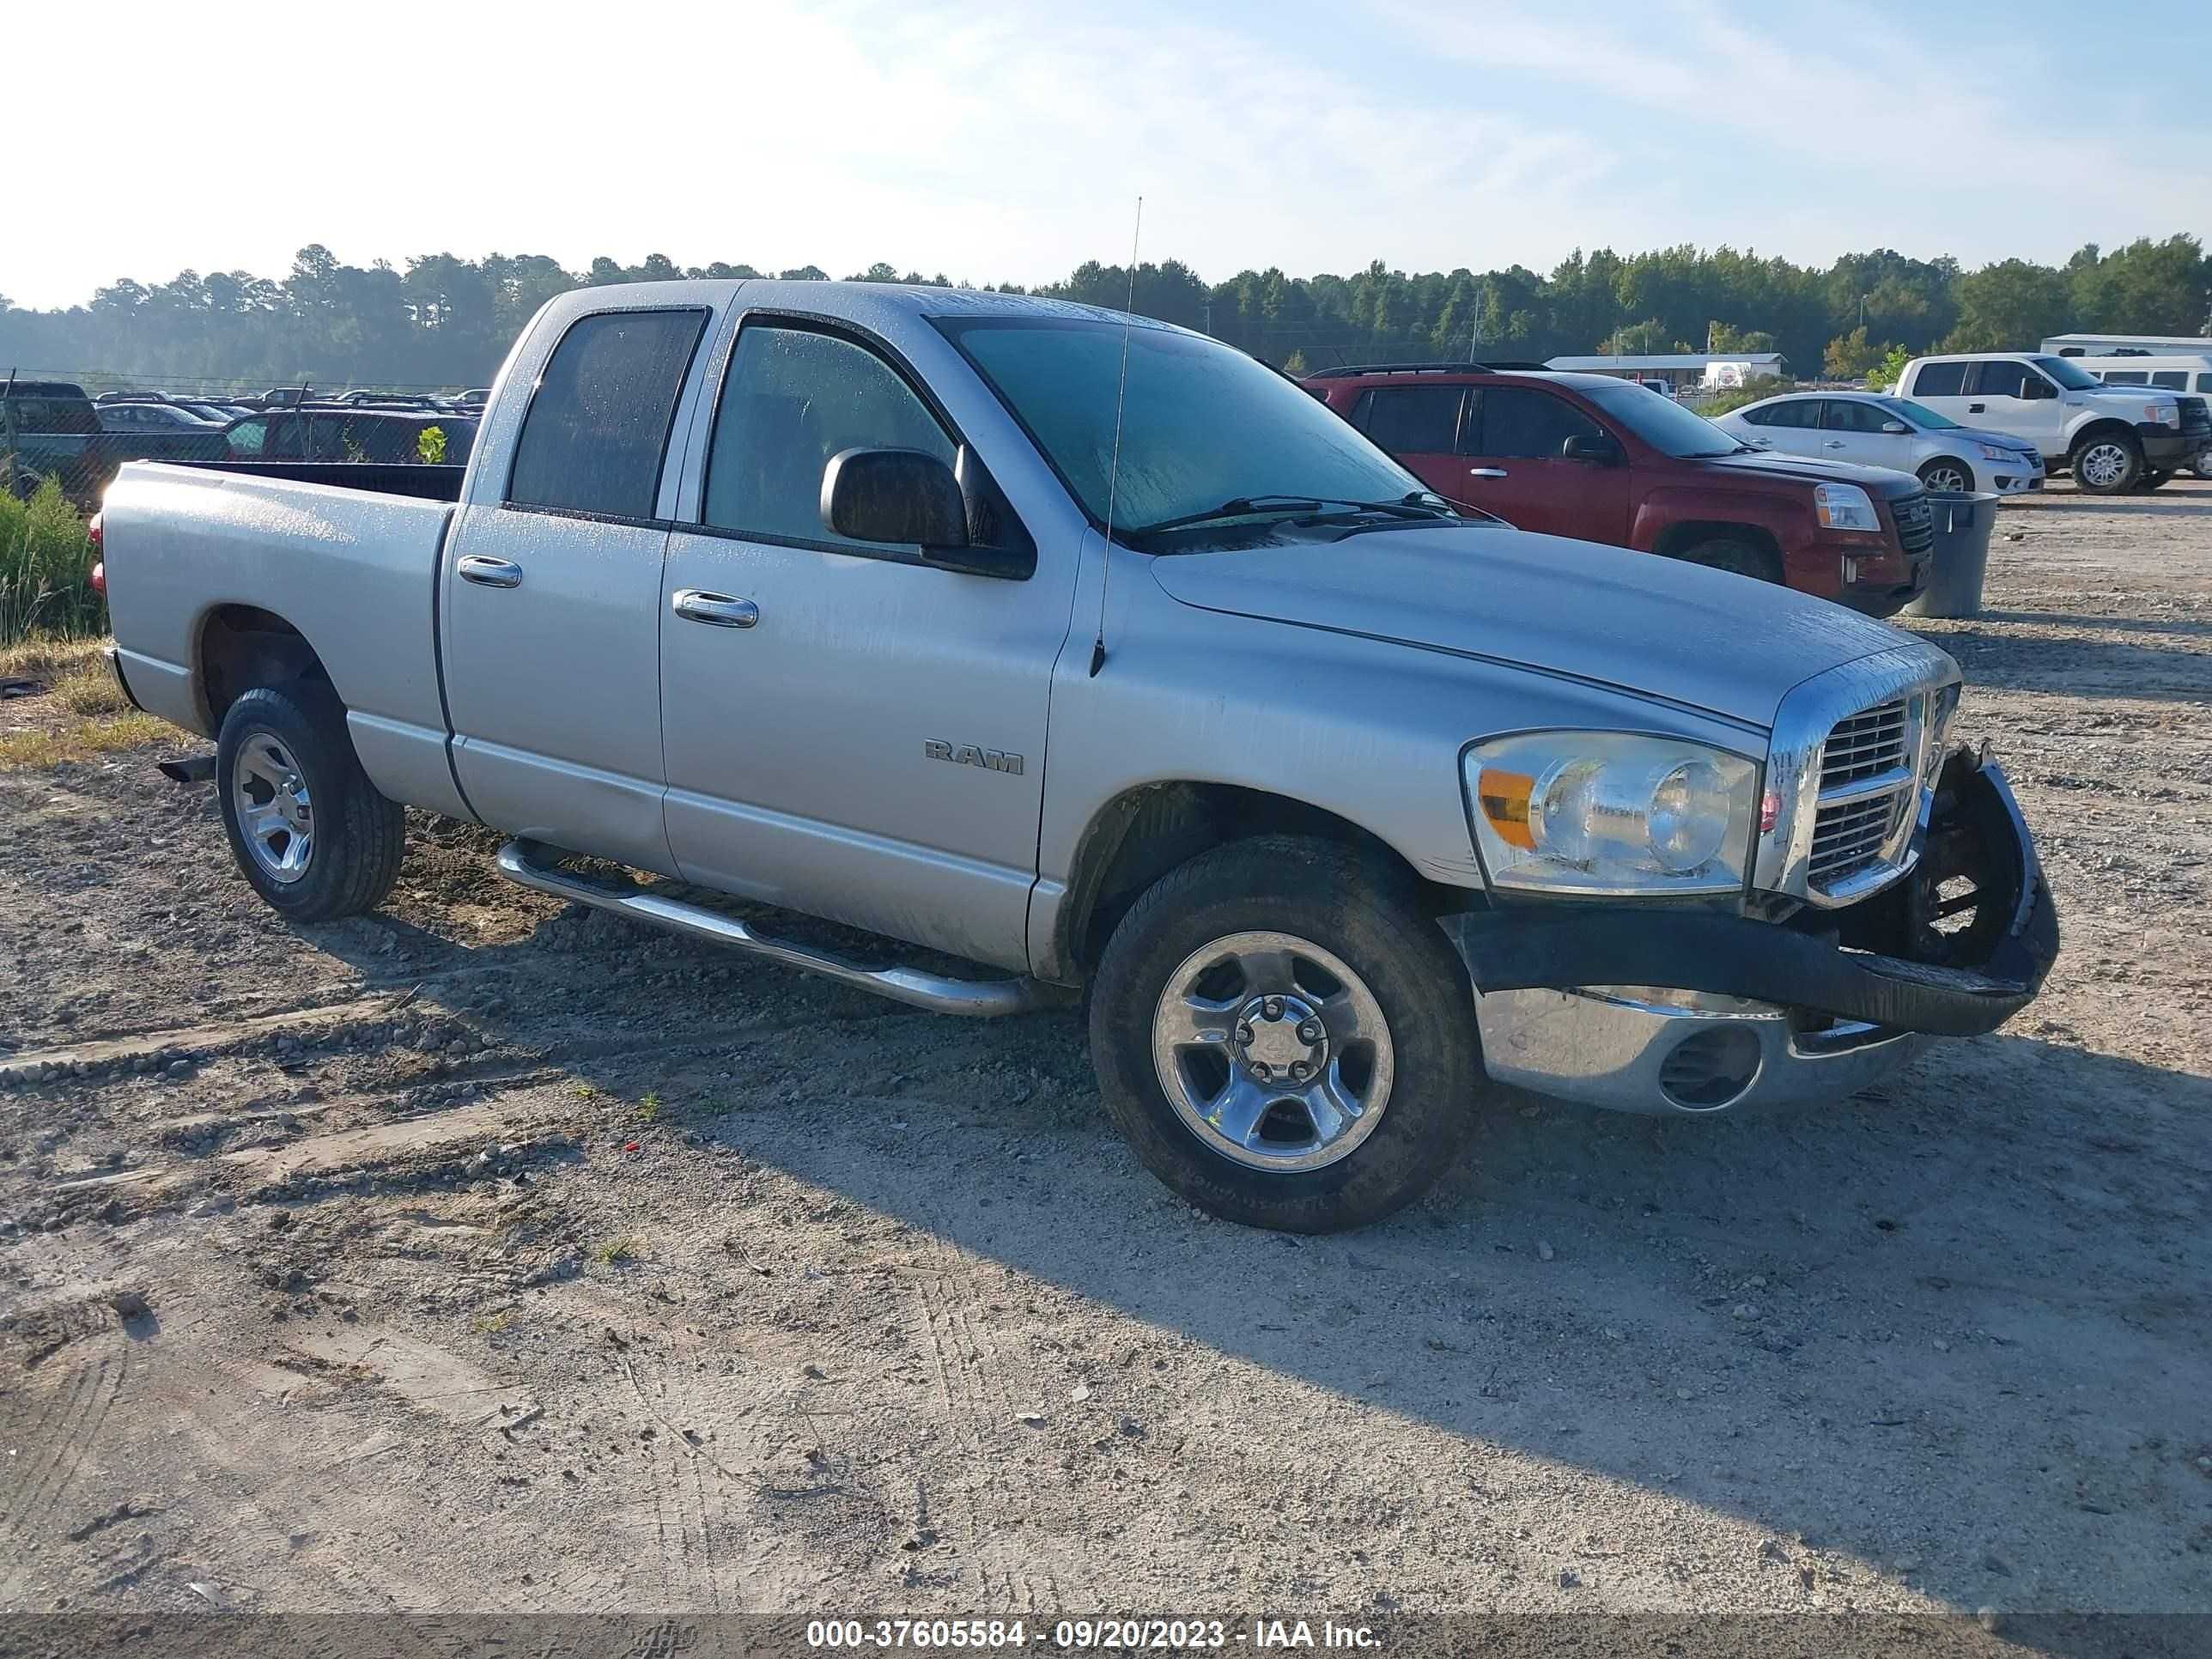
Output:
top-left (265, 414), bottom-right (307, 459)
top-left (1970, 360), bottom-right (2049, 399)
top-left (2100, 371), bottom-right (2147, 385)
top-left (1822, 400), bottom-right (1892, 434)
top-left (226, 417), bottom-right (267, 456)
top-left (703, 323), bottom-right (954, 546)
top-left (508, 307), bottom-right (707, 517)
top-left (1753, 398), bottom-right (1818, 429)
top-left (1911, 362), bottom-right (1968, 398)
top-left (1474, 386), bottom-right (1604, 458)
top-left (2197, 374), bottom-right (2212, 393)
top-left (1353, 385), bottom-right (1464, 453)
top-left (2151, 371), bottom-right (2186, 390)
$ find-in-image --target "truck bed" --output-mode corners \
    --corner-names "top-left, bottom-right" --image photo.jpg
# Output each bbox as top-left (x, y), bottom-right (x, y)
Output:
top-left (102, 460), bottom-right (467, 818)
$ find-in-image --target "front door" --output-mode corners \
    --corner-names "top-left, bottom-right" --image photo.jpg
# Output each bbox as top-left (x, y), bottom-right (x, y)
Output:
top-left (655, 317), bottom-right (1072, 970)
top-left (1459, 384), bottom-right (1632, 541)
top-left (1814, 398), bottom-right (1897, 468)
top-left (1965, 360), bottom-right (2064, 453)
top-left (441, 304), bottom-right (712, 875)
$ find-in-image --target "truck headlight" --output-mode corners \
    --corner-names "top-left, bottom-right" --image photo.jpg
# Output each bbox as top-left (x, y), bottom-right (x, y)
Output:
top-left (2148, 404), bottom-right (2179, 427)
top-left (1813, 482), bottom-right (1881, 532)
top-left (1465, 732), bottom-right (1759, 897)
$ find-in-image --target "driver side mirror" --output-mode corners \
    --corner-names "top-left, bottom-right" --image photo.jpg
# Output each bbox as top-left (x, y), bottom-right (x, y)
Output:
top-left (822, 447), bottom-right (969, 549)
top-left (1562, 432), bottom-right (1624, 465)
top-left (1881, 420), bottom-right (1910, 434)
top-left (2019, 379), bottom-right (2052, 400)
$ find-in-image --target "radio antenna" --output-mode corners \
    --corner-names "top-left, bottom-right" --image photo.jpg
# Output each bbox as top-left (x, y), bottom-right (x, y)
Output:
top-left (1089, 195), bottom-right (1141, 678)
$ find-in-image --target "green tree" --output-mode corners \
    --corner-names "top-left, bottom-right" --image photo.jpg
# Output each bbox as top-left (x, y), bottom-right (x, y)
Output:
top-left (1866, 343), bottom-right (1914, 392)
top-left (1942, 259), bottom-right (2071, 352)
top-left (1824, 327), bottom-right (1881, 379)
top-left (2065, 235), bottom-right (2209, 336)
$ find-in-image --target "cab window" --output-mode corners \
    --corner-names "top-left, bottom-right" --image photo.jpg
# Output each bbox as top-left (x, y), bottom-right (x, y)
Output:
top-left (1910, 362), bottom-right (1967, 398)
top-left (1967, 361), bottom-right (2049, 399)
top-left (508, 307), bottom-right (708, 519)
top-left (1474, 386), bottom-right (1605, 459)
top-left (702, 322), bottom-right (956, 550)
top-left (1353, 385), bottom-right (1464, 454)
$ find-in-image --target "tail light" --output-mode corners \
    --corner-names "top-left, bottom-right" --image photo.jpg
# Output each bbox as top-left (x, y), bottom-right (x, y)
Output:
top-left (88, 512), bottom-right (103, 550)
top-left (91, 562), bottom-right (106, 596)
top-left (88, 513), bottom-right (106, 594)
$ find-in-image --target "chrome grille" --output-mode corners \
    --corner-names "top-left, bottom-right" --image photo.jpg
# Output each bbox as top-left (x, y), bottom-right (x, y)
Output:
top-left (1808, 697), bottom-right (1915, 895)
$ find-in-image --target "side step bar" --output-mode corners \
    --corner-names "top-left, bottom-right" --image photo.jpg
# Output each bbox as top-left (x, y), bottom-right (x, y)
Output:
top-left (493, 838), bottom-right (1066, 1018)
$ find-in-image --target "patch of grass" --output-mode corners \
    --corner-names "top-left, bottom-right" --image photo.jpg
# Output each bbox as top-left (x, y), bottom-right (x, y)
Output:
top-left (594, 1237), bottom-right (636, 1266)
top-left (635, 1092), bottom-right (661, 1121)
top-left (0, 710), bottom-right (169, 770)
top-left (472, 1310), bottom-right (514, 1335)
top-left (568, 1082), bottom-right (601, 1101)
top-left (0, 481), bottom-right (102, 646)
top-left (56, 659), bottom-right (129, 716)
top-left (0, 634), bottom-right (110, 684)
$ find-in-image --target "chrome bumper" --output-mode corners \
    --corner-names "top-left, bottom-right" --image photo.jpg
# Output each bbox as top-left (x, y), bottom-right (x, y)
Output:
top-left (1474, 984), bottom-right (1928, 1116)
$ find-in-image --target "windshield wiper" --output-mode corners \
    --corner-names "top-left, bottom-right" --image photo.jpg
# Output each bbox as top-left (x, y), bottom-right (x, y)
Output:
top-left (1133, 492), bottom-right (1451, 535)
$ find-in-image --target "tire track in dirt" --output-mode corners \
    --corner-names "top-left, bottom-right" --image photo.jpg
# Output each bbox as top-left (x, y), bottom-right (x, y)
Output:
top-left (2, 1346), bottom-right (125, 1547)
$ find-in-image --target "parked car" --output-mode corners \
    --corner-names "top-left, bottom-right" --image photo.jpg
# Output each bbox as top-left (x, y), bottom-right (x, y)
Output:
top-left (1892, 352), bottom-right (2211, 494)
top-left (1, 379), bottom-right (228, 503)
top-left (1303, 363), bottom-right (1934, 616)
top-left (1715, 391), bottom-right (2045, 495)
top-left (221, 406), bottom-right (477, 465)
top-left (99, 400), bottom-right (221, 431)
top-left (99, 282), bottom-right (2057, 1233)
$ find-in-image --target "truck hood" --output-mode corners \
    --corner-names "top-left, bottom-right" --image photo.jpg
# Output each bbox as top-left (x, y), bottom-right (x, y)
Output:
top-left (1677, 448), bottom-right (1923, 495)
top-left (1147, 526), bottom-right (1923, 729)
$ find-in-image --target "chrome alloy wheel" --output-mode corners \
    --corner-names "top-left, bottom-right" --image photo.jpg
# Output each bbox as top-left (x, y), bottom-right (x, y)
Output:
top-left (231, 730), bottom-right (314, 884)
top-left (1150, 930), bottom-right (1395, 1173)
top-left (2076, 441), bottom-right (2130, 489)
top-left (1922, 463), bottom-right (1970, 494)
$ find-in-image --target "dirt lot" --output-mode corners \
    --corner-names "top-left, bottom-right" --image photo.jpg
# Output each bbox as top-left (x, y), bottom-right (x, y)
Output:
top-left (2, 482), bottom-right (2209, 1629)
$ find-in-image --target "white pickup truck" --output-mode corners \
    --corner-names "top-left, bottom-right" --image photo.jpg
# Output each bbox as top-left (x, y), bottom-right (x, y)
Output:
top-left (1892, 351), bottom-right (2212, 493)
top-left (100, 281), bottom-right (2058, 1231)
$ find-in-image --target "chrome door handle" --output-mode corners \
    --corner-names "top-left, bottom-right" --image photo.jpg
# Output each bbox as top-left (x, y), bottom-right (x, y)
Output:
top-left (1824, 440), bottom-right (1846, 448)
top-left (457, 555), bottom-right (523, 588)
top-left (1467, 467), bottom-right (1509, 478)
top-left (672, 589), bottom-right (759, 629)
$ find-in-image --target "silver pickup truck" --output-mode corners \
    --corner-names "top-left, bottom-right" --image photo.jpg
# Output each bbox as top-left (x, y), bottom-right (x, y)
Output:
top-left (101, 280), bottom-right (2058, 1232)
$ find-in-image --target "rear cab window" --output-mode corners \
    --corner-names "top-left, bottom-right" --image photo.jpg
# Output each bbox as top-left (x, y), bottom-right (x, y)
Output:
top-left (507, 307), bottom-right (709, 519)
top-left (1910, 362), bottom-right (1967, 398)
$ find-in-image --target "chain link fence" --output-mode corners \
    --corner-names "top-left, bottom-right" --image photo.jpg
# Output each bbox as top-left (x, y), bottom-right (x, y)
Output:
top-left (3, 368), bottom-right (484, 513)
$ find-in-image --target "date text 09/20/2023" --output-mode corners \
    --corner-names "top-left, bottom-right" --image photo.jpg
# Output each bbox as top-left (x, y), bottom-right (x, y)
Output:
top-left (805, 1619), bottom-right (1383, 1650)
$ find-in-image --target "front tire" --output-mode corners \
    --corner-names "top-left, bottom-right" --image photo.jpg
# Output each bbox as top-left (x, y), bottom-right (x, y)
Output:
top-left (216, 684), bottom-right (405, 922)
top-left (1088, 836), bottom-right (1483, 1232)
top-left (2071, 432), bottom-right (2143, 495)
top-left (1917, 457), bottom-right (1975, 494)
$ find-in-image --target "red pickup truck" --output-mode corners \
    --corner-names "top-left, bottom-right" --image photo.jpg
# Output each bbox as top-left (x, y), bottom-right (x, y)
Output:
top-left (1302, 365), bottom-right (1934, 617)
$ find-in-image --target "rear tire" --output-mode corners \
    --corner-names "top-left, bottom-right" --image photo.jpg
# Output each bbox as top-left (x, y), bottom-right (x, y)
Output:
top-left (1677, 537), bottom-right (1784, 583)
top-left (1917, 457), bottom-right (1975, 494)
top-left (1088, 836), bottom-right (1483, 1232)
top-left (2070, 432), bottom-right (2143, 495)
top-left (216, 683), bottom-right (405, 922)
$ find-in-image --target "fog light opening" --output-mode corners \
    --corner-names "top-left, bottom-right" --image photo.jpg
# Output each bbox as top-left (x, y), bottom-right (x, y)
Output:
top-left (1657, 1024), bottom-right (1762, 1111)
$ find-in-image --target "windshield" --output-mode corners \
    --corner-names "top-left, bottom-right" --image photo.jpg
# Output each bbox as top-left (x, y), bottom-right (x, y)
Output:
top-left (1581, 381), bottom-right (1742, 457)
top-left (935, 316), bottom-right (1425, 535)
top-left (2033, 356), bottom-right (2102, 391)
top-left (1878, 397), bottom-right (1960, 430)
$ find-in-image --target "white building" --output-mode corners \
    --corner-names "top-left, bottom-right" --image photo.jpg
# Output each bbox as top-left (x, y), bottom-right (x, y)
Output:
top-left (2041, 332), bottom-right (2212, 358)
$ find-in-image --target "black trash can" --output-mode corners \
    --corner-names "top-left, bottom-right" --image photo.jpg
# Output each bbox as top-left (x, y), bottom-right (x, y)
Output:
top-left (1902, 490), bottom-right (1998, 620)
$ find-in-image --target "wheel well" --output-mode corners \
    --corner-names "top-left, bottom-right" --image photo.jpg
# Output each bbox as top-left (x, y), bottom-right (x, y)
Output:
top-left (197, 605), bottom-right (331, 726)
top-left (2068, 419), bottom-right (2138, 455)
top-left (1650, 520), bottom-right (1783, 565)
top-left (1059, 782), bottom-right (1446, 976)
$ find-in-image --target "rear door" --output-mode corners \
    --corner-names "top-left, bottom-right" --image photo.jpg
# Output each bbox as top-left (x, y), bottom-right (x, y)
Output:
top-left (653, 314), bottom-right (1069, 969)
top-left (1740, 397), bottom-right (1824, 459)
top-left (1347, 383), bottom-right (1466, 501)
top-left (1460, 383), bottom-right (1631, 541)
top-left (441, 304), bottom-right (711, 875)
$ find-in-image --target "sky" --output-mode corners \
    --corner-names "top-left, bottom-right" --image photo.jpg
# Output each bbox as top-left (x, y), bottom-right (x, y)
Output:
top-left (9, 0), bottom-right (2208, 310)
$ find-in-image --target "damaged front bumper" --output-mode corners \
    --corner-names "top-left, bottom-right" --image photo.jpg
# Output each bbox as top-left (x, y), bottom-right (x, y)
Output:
top-left (1439, 753), bottom-right (2058, 1115)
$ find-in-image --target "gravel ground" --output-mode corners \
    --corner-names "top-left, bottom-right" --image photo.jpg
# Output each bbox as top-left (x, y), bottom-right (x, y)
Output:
top-left (1, 481), bottom-right (2208, 1627)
